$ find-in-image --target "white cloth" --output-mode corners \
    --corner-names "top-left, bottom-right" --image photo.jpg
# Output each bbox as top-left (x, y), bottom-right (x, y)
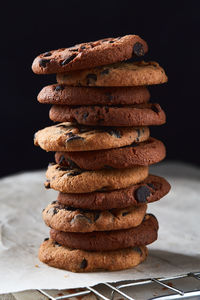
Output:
top-left (0, 162), bottom-right (200, 293)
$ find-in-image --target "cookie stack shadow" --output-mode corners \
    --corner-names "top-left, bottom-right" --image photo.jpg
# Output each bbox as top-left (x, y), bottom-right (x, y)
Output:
top-left (32, 34), bottom-right (171, 272)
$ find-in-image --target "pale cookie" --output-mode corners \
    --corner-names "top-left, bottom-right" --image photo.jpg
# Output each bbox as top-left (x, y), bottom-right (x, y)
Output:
top-left (39, 238), bottom-right (148, 272)
top-left (42, 202), bottom-right (147, 232)
top-left (45, 164), bottom-right (149, 193)
top-left (34, 122), bottom-right (150, 152)
top-left (56, 61), bottom-right (168, 87)
top-left (32, 34), bottom-right (148, 74)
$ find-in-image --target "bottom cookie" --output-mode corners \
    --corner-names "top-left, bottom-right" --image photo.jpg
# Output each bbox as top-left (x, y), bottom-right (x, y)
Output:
top-left (39, 238), bottom-right (148, 272)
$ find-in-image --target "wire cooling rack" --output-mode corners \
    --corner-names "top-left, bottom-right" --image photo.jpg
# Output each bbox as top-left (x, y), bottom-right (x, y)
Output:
top-left (38, 271), bottom-right (200, 300)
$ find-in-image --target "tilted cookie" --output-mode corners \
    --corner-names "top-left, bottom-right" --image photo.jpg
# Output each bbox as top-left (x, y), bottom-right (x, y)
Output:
top-left (42, 202), bottom-right (147, 232)
top-left (45, 164), bottom-right (148, 193)
top-left (50, 214), bottom-right (158, 251)
top-left (57, 175), bottom-right (171, 210)
top-left (32, 34), bottom-right (148, 74)
top-left (49, 103), bottom-right (166, 126)
top-left (55, 138), bottom-right (166, 170)
top-left (39, 238), bottom-right (148, 272)
top-left (38, 84), bottom-right (150, 106)
top-left (57, 61), bottom-right (168, 87)
top-left (34, 122), bottom-right (150, 152)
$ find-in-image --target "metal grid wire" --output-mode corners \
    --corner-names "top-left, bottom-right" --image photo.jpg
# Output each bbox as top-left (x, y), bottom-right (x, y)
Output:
top-left (38, 271), bottom-right (200, 299)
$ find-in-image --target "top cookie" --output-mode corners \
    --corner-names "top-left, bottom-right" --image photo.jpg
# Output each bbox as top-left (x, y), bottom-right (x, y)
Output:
top-left (56, 61), bottom-right (168, 87)
top-left (32, 35), bottom-right (148, 74)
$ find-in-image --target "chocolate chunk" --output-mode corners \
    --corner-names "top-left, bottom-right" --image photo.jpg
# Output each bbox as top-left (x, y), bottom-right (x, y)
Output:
top-left (147, 183), bottom-right (156, 190)
top-left (83, 112), bottom-right (89, 120)
top-left (61, 54), bottom-right (77, 66)
top-left (133, 246), bottom-right (143, 256)
top-left (66, 135), bottom-right (84, 143)
top-left (43, 52), bottom-right (52, 57)
top-left (57, 166), bottom-right (70, 172)
top-left (101, 69), bottom-right (109, 75)
top-left (54, 241), bottom-right (62, 247)
top-left (72, 214), bottom-right (92, 224)
top-left (67, 158), bottom-right (79, 169)
top-left (135, 186), bottom-right (151, 203)
top-left (133, 42), bottom-right (144, 57)
top-left (86, 74), bottom-right (97, 85)
top-left (67, 170), bottom-right (83, 176)
top-left (58, 155), bottom-right (66, 165)
top-left (53, 207), bottom-right (59, 215)
top-left (39, 59), bottom-right (50, 68)
top-left (55, 85), bottom-right (64, 91)
top-left (44, 181), bottom-right (50, 189)
top-left (64, 206), bottom-right (77, 211)
top-left (51, 200), bottom-right (57, 205)
top-left (80, 258), bottom-right (88, 269)
top-left (106, 129), bottom-right (121, 138)
top-left (151, 104), bottom-right (160, 113)
top-left (106, 93), bottom-right (113, 101)
top-left (122, 211), bottom-right (129, 216)
top-left (44, 237), bottom-right (49, 241)
top-left (94, 212), bottom-right (100, 221)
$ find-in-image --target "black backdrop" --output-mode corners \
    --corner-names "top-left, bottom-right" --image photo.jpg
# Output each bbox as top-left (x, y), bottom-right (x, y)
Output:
top-left (0, 1), bottom-right (199, 177)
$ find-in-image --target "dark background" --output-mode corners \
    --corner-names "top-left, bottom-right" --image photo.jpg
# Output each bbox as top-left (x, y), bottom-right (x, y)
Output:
top-left (0, 1), bottom-right (199, 178)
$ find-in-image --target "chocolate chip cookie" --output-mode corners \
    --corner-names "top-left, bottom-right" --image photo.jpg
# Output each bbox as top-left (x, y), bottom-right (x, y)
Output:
top-left (49, 103), bottom-right (166, 126)
top-left (50, 214), bottom-right (158, 251)
top-left (55, 138), bottom-right (166, 170)
top-left (56, 61), bottom-right (168, 87)
top-left (45, 164), bottom-right (148, 193)
top-left (34, 123), bottom-right (150, 152)
top-left (43, 202), bottom-right (147, 232)
top-left (57, 175), bottom-right (171, 210)
top-left (32, 35), bottom-right (148, 74)
top-left (39, 238), bottom-right (148, 272)
top-left (38, 84), bottom-right (150, 106)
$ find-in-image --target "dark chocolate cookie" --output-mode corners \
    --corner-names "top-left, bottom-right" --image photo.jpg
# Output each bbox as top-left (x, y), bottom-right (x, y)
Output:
top-left (55, 138), bottom-right (166, 170)
top-left (32, 35), bottom-right (148, 74)
top-left (57, 174), bottom-right (171, 210)
top-left (49, 103), bottom-right (166, 126)
top-left (50, 214), bottom-right (158, 251)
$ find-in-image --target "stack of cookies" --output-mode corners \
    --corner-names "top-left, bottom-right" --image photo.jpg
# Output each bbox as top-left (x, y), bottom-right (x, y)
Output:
top-left (32, 34), bottom-right (171, 272)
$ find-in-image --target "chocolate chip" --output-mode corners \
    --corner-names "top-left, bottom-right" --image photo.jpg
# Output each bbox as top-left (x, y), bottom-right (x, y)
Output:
top-left (67, 170), bottom-right (83, 176)
top-left (66, 135), bottom-right (84, 143)
top-left (136, 128), bottom-right (141, 142)
top-left (53, 207), bottom-right (59, 215)
top-left (80, 46), bottom-right (86, 50)
top-left (133, 246), bottom-right (143, 256)
top-left (133, 42), bottom-right (144, 57)
top-left (51, 200), bottom-right (57, 205)
top-left (86, 74), bottom-right (97, 85)
top-left (80, 258), bottom-right (88, 269)
top-left (39, 59), bottom-right (50, 68)
top-left (94, 212), bottom-right (100, 221)
top-left (106, 93), bottom-right (113, 101)
top-left (147, 183), bottom-right (156, 190)
top-left (109, 40), bottom-right (115, 43)
top-left (135, 186), bottom-right (151, 203)
top-left (106, 129), bottom-right (121, 138)
top-left (43, 51), bottom-right (52, 57)
top-left (61, 54), bottom-right (77, 66)
top-left (72, 214), bottom-right (92, 224)
top-left (122, 211), bottom-right (129, 216)
top-left (44, 181), bottom-right (50, 189)
top-left (44, 237), bottom-right (49, 241)
top-left (101, 69), bottom-right (109, 75)
top-left (55, 85), bottom-right (64, 91)
top-left (67, 158), bottom-right (79, 169)
top-left (151, 104), bottom-right (160, 113)
top-left (64, 206), bottom-right (77, 211)
top-left (83, 112), bottom-right (89, 120)
top-left (54, 241), bottom-right (62, 247)
top-left (58, 155), bottom-right (66, 165)
top-left (57, 166), bottom-right (70, 171)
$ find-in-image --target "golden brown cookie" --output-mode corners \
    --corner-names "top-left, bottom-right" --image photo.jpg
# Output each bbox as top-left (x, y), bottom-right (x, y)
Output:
top-left (49, 103), bottom-right (166, 126)
top-left (32, 35), bottom-right (148, 74)
top-left (57, 174), bottom-right (171, 210)
top-left (42, 202), bottom-right (147, 232)
top-left (39, 238), bottom-right (148, 272)
top-left (50, 214), bottom-right (158, 251)
top-left (45, 164), bottom-right (149, 193)
top-left (38, 84), bottom-right (150, 106)
top-left (56, 61), bottom-right (168, 87)
top-left (55, 138), bottom-right (166, 170)
top-left (34, 123), bottom-right (150, 152)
